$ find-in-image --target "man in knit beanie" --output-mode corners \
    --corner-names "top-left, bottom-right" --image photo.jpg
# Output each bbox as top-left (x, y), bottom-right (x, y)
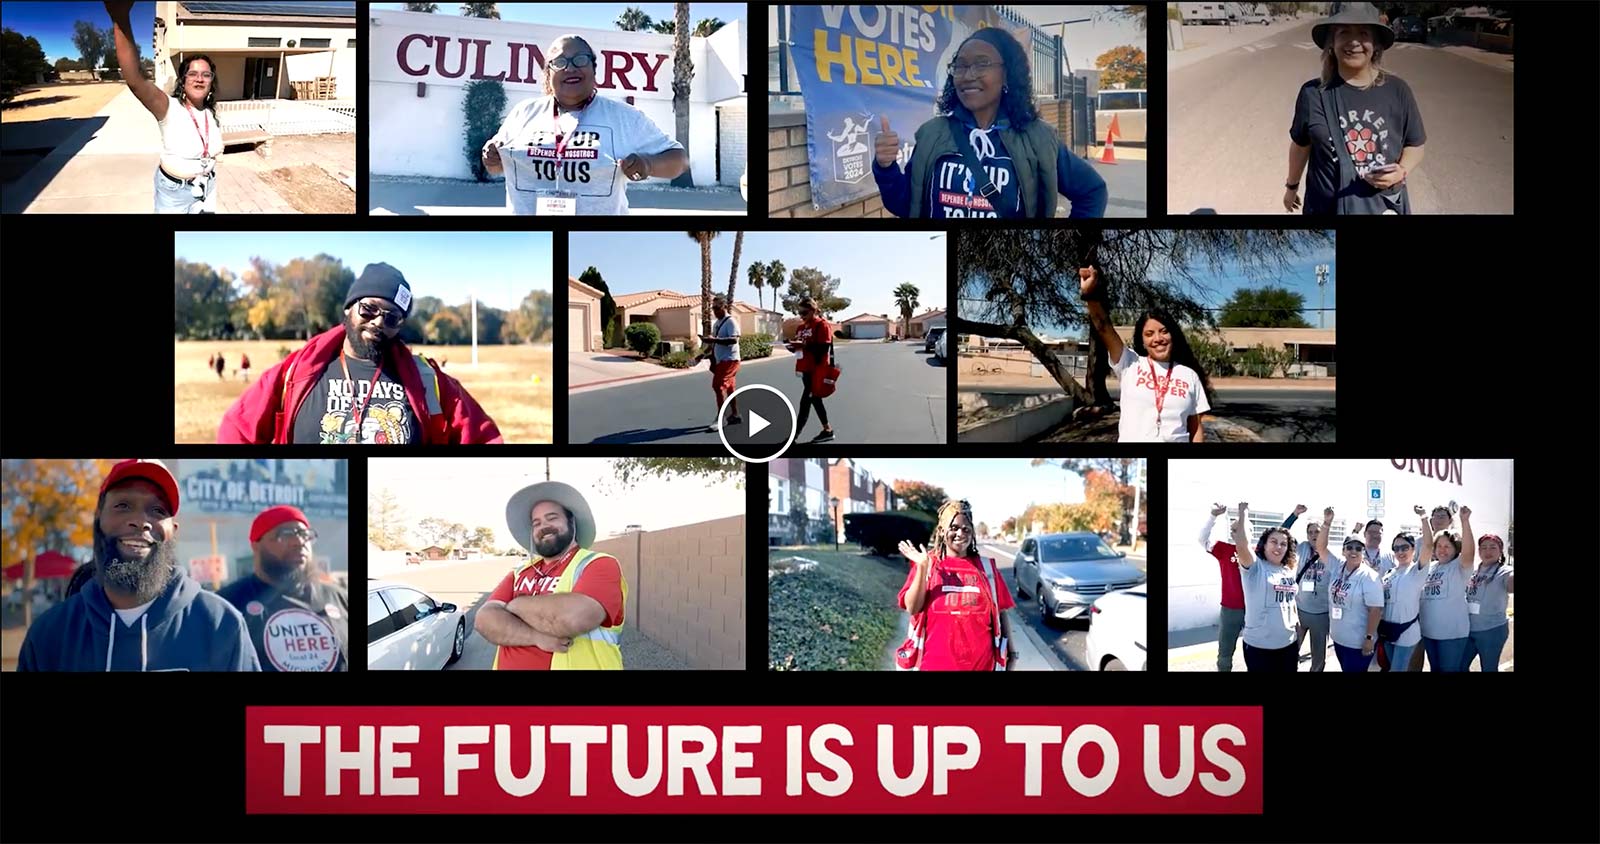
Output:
top-left (218, 263), bottom-right (503, 444)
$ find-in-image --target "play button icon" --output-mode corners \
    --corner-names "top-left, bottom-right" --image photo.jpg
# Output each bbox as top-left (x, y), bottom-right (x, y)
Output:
top-left (717, 384), bottom-right (796, 463)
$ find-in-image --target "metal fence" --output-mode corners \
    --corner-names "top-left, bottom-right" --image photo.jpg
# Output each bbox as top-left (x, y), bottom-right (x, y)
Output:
top-left (216, 99), bottom-right (356, 136)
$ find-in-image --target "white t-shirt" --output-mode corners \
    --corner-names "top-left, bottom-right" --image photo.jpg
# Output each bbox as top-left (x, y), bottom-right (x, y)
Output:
top-left (490, 94), bottom-right (683, 216)
top-left (1110, 346), bottom-right (1210, 442)
top-left (1381, 563), bottom-right (1426, 647)
top-left (711, 315), bottom-right (741, 364)
top-left (114, 598), bottom-right (157, 628)
top-left (158, 100), bottom-right (221, 179)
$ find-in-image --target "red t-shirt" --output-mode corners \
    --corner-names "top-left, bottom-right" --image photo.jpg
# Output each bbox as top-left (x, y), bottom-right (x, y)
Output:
top-left (794, 317), bottom-right (834, 374)
top-left (1210, 541), bottom-right (1245, 611)
top-left (488, 548), bottom-right (625, 670)
top-left (897, 553), bottom-right (1016, 671)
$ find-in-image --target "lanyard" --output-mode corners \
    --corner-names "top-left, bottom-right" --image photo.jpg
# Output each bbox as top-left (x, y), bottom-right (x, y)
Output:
top-left (338, 353), bottom-right (385, 442)
top-left (1146, 358), bottom-right (1173, 435)
top-left (551, 93), bottom-right (595, 159)
top-left (1334, 562), bottom-right (1360, 603)
top-left (1470, 563), bottom-right (1500, 596)
top-left (185, 103), bottom-right (210, 159)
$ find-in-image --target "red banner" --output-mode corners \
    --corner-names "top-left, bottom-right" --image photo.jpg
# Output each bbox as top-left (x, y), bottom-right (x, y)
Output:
top-left (245, 706), bottom-right (1262, 814)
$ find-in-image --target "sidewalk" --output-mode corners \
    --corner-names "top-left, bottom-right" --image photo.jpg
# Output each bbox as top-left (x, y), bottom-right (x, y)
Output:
top-left (369, 175), bottom-right (747, 216)
top-left (1168, 613), bottom-right (1514, 672)
top-left (961, 370), bottom-right (1336, 393)
top-left (1168, 17), bottom-right (1313, 73)
top-left (570, 349), bottom-right (793, 393)
top-left (5, 88), bottom-right (300, 214)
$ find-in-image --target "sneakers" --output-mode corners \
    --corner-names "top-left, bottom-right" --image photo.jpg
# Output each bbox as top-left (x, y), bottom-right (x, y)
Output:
top-left (727, 414), bottom-right (742, 426)
top-left (808, 430), bottom-right (836, 443)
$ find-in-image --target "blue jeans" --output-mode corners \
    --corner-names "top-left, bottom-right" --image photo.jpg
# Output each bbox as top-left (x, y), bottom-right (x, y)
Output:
top-left (1463, 624), bottom-right (1510, 672)
top-left (1422, 636), bottom-right (1469, 672)
top-left (1333, 642), bottom-right (1375, 673)
top-left (154, 166), bottom-right (214, 213)
top-left (1383, 640), bottom-right (1418, 672)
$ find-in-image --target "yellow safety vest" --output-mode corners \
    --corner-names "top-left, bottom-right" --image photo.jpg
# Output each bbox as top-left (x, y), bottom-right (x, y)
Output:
top-left (493, 549), bottom-right (626, 670)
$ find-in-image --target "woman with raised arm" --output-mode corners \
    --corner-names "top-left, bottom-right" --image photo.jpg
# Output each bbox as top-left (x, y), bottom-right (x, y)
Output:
top-left (1462, 530), bottom-right (1514, 672)
top-left (105, 1), bottom-right (222, 213)
top-left (1079, 265), bottom-right (1213, 443)
top-left (1233, 502), bottom-right (1299, 672)
top-left (1320, 512), bottom-right (1384, 673)
top-left (897, 500), bottom-right (1017, 672)
top-left (1419, 504), bottom-right (1475, 672)
top-left (1376, 507), bottom-right (1430, 672)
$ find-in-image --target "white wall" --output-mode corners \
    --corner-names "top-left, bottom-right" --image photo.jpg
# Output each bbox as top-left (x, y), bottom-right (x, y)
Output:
top-left (368, 9), bottom-right (741, 184)
top-left (1167, 459), bottom-right (1514, 632)
top-left (704, 21), bottom-right (745, 103)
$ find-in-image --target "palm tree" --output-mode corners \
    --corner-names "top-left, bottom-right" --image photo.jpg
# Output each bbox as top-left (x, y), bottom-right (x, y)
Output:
top-left (669, 2), bottom-right (694, 187)
top-left (725, 231), bottom-right (744, 307)
top-left (746, 260), bottom-right (767, 312)
top-left (764, 260), bottom-right (787, 316)
top-left (404, 2), bottom-right (439, 11)
top-left (616, 6), bottom-right (653, 31)
top-left (894, 282), bottom-right (920, 339)
top-left (460, 2), bottom-right (500, 19)
top-left (652, 20), bottom-right (676, 35)
top-left (694, 18), bottom-right (727, 36)
top-left (686, 231), bottom-right (720, 338)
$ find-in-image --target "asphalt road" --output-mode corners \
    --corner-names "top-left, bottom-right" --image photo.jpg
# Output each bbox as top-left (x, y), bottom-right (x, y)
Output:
top-left (979, 540), bottom-right (1148, 672)
top-left (1168, 23), bottom-right (1514, 214)
top-left (1088, 159), bottom-right (1147, 218)
top-left (569, 340), bottom-right (948, 445)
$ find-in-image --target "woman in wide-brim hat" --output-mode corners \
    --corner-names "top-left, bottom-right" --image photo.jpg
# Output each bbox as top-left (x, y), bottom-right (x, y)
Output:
top-left (1283, 2), bottom-right (1427, 215)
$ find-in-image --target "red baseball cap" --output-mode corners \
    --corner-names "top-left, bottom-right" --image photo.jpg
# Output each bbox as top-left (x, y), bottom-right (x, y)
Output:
top-left (100, 459), bottom-right (180, 516)
top-left (251, 505), bottom-right (310, 543)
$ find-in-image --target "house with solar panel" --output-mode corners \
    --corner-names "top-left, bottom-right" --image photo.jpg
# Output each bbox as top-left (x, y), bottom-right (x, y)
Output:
top-left (152, 1), bottom-right (357, 145)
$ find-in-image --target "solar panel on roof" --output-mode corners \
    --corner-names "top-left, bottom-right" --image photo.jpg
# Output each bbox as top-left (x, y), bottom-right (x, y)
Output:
top-left (182, 1), bottom-right (355, 17)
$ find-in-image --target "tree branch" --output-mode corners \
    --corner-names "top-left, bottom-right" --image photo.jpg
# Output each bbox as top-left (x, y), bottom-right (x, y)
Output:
top-left (953, 317), bottom-right (1093, 405)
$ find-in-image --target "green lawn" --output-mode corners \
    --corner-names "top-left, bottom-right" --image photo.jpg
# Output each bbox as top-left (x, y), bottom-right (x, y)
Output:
top-left (768, 546), bottom-right (910, 671)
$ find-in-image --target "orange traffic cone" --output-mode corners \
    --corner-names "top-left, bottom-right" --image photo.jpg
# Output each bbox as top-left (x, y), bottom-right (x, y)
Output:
top-left (1099, 113), bottom-right (1121, 165)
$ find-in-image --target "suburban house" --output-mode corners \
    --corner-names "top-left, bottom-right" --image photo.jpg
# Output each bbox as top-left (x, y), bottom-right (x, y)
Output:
top-left (417, 545), bottom-right (449, 561)
top-left (768, 458), bottom-right (828, 545)
top-left (872, 479), bottom-right (900, 513)
top-left (568, 276), bottom-right (605, 352)
top-left (838, 313), bottom-right (891, 340)
top-left (908, 308), bottom-right (947, 339)
top-left (153, 1), bottom-right (357, 143)
top-left (1071, 325), bottom-right (1338, 377)
top-left (612, 289), bottom-right (781, 345)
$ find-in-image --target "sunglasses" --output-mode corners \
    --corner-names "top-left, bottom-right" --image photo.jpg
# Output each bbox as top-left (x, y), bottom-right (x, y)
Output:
top-left (549, 53), bottom-right (597, 71)
top-left (357, 301), bottom-right (404, 327)
top-left (1392, 544), bottom-right (1413, 552)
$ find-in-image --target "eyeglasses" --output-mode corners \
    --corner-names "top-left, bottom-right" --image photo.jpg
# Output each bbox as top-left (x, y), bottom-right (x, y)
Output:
top-left (185, 71), bottom-right (214, 80)
top-left (357, 301), bottom-right (404, 327)
top-left (1392, 544), bottom-right (1413, 552)
top-left (266, 526), bottom-right (317, 543)
top-left (549, 53), bottom-right (597, 71)
top-left (949, 59), bottom-right (1004, 79)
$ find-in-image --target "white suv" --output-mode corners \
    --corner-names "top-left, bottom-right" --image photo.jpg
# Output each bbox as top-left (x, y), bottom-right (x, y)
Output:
top-left (368, 579), bottom-right (466, 670)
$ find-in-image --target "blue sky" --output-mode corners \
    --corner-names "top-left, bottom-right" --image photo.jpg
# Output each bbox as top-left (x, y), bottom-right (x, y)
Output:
top-left (1008, 5), bottom-right (1149, 82)
top-left (569, 231), bottom-right (948, 320)
top-left (175, 231), bottom-right (551, 311)
top-left (373, 3), bottom-right (747, 30)
top-left (850, 458), bottom-right (1100, 533)
top-left (2, 2), bottom-right (155, 64)
top-left (961, 238), bottom-right (1337, 337)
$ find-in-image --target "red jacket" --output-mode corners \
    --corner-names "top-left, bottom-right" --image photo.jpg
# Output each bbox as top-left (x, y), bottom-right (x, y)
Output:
top-left (217, 326), bottom-right (503, 444)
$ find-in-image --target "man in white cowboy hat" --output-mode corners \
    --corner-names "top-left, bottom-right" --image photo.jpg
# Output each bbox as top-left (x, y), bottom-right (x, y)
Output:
top-left (473, 481), bottom-right (628, 670)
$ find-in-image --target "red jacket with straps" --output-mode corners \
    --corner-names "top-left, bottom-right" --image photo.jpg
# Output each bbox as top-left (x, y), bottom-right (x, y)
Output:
top-left (217, 326), bottom-right (504, 444)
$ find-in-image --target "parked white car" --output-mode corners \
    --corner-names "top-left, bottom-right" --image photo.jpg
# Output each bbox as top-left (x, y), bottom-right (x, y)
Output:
top-left (1085, 582), bottom-right (1146, 670)
top-left (934, 329), bottom-right (947, 363)
top-left (368, 579), bottom-right (466, 670)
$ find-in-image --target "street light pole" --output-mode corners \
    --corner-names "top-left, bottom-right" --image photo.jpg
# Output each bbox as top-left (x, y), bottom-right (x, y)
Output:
top-left (830, 497), bottom-right (840, 552)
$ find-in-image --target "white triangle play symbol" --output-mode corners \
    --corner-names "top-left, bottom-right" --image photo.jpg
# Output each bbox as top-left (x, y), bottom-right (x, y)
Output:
top-left (748, 411), bottom-right (770, 437)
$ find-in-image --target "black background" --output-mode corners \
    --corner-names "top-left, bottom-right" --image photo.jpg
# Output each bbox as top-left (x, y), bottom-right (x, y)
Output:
top-left (2, 2), bottom-right (1596, 842)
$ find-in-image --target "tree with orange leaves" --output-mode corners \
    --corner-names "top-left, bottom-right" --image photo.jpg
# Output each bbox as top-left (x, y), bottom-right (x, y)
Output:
top-left (1, 459), bottom-right (115, 627)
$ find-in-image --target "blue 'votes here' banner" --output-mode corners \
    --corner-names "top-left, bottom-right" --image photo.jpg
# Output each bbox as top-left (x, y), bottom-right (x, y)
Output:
top-left (789, 5), bottom-right (957, 210)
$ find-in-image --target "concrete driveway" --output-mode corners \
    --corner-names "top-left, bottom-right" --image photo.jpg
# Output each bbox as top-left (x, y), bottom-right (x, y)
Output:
top-left (568, 350), bottom-right (685, 389)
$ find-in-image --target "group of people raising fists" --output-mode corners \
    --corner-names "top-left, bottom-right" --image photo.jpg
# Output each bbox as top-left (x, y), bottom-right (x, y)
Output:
top-left (1203, 501), bottom-right (1512, 672)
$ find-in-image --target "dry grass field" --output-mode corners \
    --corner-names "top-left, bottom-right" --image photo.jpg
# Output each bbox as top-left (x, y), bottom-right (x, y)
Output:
top-left (175, 340), bottom-right (552, 443)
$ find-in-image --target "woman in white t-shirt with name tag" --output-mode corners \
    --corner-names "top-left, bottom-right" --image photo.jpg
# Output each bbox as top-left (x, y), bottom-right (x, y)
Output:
top-left (1311, 507), bottom-right (1385, 673)
top-left (106, 1), bottom-right (222, 213)
top-left (1080, 265), bottom-right (1213, 442)
top-left (481, 34), bottom-right (689, 216)
top-left (1419, 504), bottom-right (1477, 672)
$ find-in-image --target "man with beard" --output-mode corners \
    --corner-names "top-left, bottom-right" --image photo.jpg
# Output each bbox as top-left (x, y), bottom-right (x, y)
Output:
top-left (474, 481), bottom-right (627, 670)
top-left (216, 263), bottom-right (503, 444)
top-left (18, 460), bottom-right (259, 671)
top-left (218, 505), bottom-right (349, 672)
